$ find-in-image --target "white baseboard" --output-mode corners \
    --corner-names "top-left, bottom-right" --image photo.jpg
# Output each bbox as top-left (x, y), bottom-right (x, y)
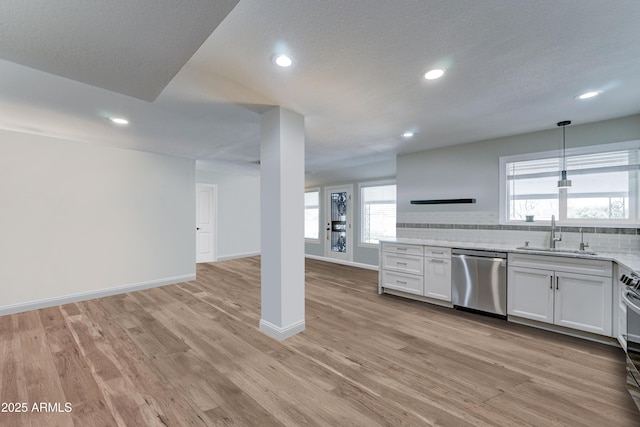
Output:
top-left (0, 273), bottom-right (196, 317)
top-left (216, 251), bottom-right (261, 261)
top-left (215, 252), bottom-right (379, 271)
top-left (304, 254), bottom-right (379, 271)
top-left (259, 318), bottom-right (305, 340)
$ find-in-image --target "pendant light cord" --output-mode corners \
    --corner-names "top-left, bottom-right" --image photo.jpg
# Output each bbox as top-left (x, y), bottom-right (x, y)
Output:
top-left (557, 120), bottom-right (572, 188)
top-left (557, 120), bottom-right (571, 170)
top-left (562, 125), bottom-right (566, 171)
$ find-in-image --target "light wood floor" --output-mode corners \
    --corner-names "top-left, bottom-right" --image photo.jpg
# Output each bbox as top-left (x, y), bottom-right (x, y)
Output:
top-left (1, 257), bottom-right (638, 426)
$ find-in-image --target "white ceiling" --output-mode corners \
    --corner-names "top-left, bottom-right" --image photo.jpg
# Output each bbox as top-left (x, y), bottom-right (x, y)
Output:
top-left (0, 0), bottom-right (240, 101)
top-left (1, 0), bottom-right (639, 176)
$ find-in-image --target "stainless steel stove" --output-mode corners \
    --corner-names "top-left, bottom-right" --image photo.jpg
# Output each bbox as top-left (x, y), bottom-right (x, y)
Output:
top-left (620, 272), bottom-right (640, 411)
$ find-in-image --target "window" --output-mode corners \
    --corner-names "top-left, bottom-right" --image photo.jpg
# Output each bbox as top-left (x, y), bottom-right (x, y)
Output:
top-left (360, 182), bottom-right (396, 245)
top-left (304, 190), bottom-right (320, 240)
top-left (500, 141), bottom-right (640, 224)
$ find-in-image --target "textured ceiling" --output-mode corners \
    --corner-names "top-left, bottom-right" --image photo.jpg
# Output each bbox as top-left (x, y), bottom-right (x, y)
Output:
top-left (0, 0), bottom-right (639, 175)
top-left (0, 0), bottom-right (240, 101)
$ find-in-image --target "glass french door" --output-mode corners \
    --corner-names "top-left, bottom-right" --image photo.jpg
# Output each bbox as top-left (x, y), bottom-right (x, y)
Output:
top-left (325, 185), bottom-right (352, 261)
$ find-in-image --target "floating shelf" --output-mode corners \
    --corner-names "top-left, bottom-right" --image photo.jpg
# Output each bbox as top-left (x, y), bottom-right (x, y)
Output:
top-left (410, 198), bottom-right (476, 205)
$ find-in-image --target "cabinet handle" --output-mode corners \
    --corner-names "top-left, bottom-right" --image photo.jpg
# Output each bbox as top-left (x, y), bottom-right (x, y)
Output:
top-left (429, 259), bottom-right (445, 263)
top-left (550, 276), bottom-right (553, 289)
top-left (396, 261), bottom-right (407, 265)
top-left (556, 276), bottom-right (559, 290)
top-left (397, 247), bottom-right (408, 251)
top-left (396, 280), bottom-right (407, 285)
top-left (432, 251), bottom-right (444, 254)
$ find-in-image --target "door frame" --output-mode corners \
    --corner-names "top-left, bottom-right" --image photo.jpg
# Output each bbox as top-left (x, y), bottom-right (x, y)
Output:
top-left (324, 184), bottom-right (353, 261)
top-left (196, 183), bottom-right (217, 263)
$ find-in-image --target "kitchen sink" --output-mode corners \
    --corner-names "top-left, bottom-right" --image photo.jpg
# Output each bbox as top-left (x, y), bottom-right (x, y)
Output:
top-left (516, 246), bottom-right (597, 256)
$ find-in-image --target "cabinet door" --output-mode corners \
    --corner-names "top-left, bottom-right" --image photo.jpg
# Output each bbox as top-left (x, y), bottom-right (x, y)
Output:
top-left (507, 266), bottom-right (554, 324)
top-left (554, 271), bottom-right (612, 336)
top-left (424, 257), bottom-right (451, 301)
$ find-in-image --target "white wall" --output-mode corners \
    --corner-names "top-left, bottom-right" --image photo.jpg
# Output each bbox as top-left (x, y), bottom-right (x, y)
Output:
top-left (396, 114), bottom-right (640, 252)
top-left (196, 169), bottom-right (260, 259)
top-left (197, 167), bottom-right (390, 266)
top-left (398, 115), bottom-right (640, 214)
top-left (0, 130), bottom-right (196, 313)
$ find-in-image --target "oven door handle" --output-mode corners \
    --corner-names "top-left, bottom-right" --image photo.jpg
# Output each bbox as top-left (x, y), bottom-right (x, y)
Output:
top-left (622, 290), bottom-right (640, 316)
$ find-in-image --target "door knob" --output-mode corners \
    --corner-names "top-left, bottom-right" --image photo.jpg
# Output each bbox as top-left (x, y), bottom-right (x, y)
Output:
top-left (196, 227), bottom-right (200, 230)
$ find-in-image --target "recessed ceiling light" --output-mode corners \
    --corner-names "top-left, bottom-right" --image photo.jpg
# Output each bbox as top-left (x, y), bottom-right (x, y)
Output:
top-left (109, 117), bottom-right (129, 125)
top-left (575, 90), bottom-right (602, 100)
top-left (424, 68), bottom-right (445, 80)
top-left (273, 54), bottom-right (293, 68)
top-left (402, 131), bottom-right (415, 138)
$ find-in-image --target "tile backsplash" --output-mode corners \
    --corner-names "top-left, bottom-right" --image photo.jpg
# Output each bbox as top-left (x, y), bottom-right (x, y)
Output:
top-left (397, 211), bottom-right (640, 253)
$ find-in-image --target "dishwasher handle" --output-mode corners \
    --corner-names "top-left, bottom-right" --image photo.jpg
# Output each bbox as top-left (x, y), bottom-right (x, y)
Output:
top-left (451, 248), bottom-right (507, 259)
top-left (451, 249), bottom-right (507, 260)
top-left (453, 253), bottom-right (508, 267)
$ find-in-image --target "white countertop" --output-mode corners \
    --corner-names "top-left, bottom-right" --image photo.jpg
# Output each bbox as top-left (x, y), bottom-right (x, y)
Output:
top-left (380, 238), bottom-right (640, 274)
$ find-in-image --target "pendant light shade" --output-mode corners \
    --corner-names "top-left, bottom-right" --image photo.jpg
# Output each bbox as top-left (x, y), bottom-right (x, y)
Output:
top-left (558, 170), bottom-right (571, 188)
top-left (557, 120), bottom-right (572, 188)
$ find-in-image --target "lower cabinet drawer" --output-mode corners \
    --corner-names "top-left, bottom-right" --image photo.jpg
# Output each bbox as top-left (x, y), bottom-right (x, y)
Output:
top-left (382, 252), bottom-right (424, 275)
top-left (381, 270), bottom-right (423, 295)
top-left (424, 246), bottom-right (451, 259)
top-left (381, 243), bottom-right (424, 256)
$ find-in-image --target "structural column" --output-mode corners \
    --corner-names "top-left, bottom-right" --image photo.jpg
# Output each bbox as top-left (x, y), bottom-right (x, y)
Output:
top-left (259, 106), bottom-right (305, 340)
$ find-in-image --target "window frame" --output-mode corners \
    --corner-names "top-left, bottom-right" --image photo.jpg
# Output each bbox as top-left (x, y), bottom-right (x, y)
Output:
top-left (358, 179), bottom-right (397, 248)
top-left (304, 187), bottom-right (321, 243)
top-left (499, 140), bottom-right (640, 226)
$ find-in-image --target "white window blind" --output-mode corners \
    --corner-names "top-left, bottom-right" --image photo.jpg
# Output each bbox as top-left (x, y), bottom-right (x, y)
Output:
top-left (361, 184), bottom-right (396, 244)
top-left (505, 144), bottom-right (640, 223)
top-left (304, 191), bottom-right (319, 240)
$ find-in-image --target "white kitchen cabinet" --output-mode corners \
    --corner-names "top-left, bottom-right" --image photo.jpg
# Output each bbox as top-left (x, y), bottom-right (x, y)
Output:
top-left (507, 266), bottom-right (554, 323)
top-left (508, 254), bottom-right (613, 336)
top-left (553, 271), bottom-right (612, 335)
top-left (382, 252), bottom-right (424, 276)
top-left (379, 243), bottom-right (424, 295)
top-left (381, 243), bottom-right (424, 257)
top-left (423, 246), bottom-right (451, 301)
top-left (381, 270), bottom-right (423, 295)
top-left (379, 243), bottom-right (452, 303)
top-left (424, 247), bottom-right (451, 258)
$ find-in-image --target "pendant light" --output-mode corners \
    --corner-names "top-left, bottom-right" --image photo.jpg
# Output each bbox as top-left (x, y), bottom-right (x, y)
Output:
top-left (557, 120), bottom-right (572, 188)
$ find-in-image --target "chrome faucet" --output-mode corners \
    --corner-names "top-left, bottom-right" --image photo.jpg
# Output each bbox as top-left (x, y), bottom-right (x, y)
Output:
top-left (550, 215), bottom-right (562, 249)
top-left (579, 228), bottom-right (590, 251)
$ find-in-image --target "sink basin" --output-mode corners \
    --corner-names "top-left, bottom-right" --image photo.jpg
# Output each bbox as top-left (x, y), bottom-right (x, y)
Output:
top-left (516, 246), bottom-right (597, 256)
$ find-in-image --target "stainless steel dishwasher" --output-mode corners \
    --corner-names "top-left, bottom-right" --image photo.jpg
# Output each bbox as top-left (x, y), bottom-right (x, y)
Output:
top-left (451, 249), bottom-right (507, 317)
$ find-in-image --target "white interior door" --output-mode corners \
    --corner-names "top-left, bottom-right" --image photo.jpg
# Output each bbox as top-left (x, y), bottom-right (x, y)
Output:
top-left (324, 185), bottom-right (353, 261)
top-left (196, 184), bottom-right (216, 263)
